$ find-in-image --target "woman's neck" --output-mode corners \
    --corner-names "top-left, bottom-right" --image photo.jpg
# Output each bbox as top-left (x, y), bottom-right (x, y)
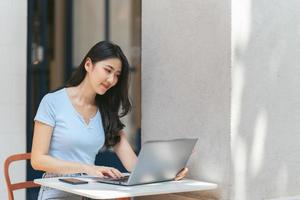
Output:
top-left (69, 78), bottom-right (96, 106)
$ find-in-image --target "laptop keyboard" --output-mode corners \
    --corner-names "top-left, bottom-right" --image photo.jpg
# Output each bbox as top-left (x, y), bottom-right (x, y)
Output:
top-left (104, 175), bottom-right (129, 182)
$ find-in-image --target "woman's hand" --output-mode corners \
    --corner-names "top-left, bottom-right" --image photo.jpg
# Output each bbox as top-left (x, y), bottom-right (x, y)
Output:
top-left (174, 167), bottom-right (189, 181)
top-left (85, 165), bottom-right (123, 179)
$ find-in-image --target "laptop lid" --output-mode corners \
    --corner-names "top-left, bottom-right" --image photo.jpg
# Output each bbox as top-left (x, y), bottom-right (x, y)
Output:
top-left (126, 138), bottom-right (198, 185)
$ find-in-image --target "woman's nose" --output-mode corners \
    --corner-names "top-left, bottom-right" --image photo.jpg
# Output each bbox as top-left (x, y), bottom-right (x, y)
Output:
top-left (107, 73), bottom-right (115, 84)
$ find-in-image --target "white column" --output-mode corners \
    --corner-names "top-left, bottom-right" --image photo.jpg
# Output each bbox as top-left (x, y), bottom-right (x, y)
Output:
top-left (142, 0), bottom-right (231, 199)
top-left (0, 0), bottom-right (27, 199)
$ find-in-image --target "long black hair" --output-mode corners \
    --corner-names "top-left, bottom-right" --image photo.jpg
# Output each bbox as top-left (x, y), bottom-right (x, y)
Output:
top-left (66, 41), bottom-right (131, 147)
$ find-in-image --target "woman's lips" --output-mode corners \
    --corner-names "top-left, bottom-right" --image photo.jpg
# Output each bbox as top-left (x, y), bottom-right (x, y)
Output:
top-left (101, 83), bottom-right (109, 89)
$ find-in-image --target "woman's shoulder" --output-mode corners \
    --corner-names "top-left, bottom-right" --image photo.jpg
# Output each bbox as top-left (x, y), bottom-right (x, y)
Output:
top-left (42, 87), bottom-right (66, 104)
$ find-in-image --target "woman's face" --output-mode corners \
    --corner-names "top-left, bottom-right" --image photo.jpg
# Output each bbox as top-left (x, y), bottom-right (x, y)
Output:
top-left (85, 57), bottom-right (122, 95)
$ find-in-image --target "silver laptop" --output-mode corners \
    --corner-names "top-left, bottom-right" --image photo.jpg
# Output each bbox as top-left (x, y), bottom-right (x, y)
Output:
top-left (96, 138), bottom-right (198, 186)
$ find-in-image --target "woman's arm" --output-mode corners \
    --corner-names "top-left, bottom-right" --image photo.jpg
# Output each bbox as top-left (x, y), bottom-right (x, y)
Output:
top-left (113, 131), bottom-right (138, 172)
top-left (31, 121), bottom-right (123, 178)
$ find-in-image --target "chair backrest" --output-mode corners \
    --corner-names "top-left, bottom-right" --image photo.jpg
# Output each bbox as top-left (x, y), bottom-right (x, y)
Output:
top-left (4, 153), bottom-right (40, 200)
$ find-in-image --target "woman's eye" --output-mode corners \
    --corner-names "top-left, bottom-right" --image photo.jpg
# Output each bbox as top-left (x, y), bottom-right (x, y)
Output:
top-left (105, 68), bottom-right (112, 73)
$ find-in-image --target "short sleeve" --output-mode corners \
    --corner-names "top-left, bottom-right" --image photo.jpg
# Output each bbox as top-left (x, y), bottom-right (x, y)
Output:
top-left (34, 94), bottom-right (56, 127)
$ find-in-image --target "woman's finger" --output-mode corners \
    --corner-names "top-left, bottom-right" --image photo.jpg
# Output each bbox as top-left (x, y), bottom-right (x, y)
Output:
top-left (110, 168), bottom-right (123, 178)
top-left (178, 167), bottom-right (188, 176)
top-left (181, 167), bottom-right (188, 174)
top-left (96, 171), bottom-right (104, 178)
top-left (175, 167), bottom-right (189, 180)
top-left (174, 173), bottom-right (185, 181)
top-left (104, 168), bottom-right (117, 178)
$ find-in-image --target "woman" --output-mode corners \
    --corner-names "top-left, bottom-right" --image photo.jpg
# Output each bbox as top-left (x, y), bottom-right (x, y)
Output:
top-left (31, 41), bottom-right (188, 200)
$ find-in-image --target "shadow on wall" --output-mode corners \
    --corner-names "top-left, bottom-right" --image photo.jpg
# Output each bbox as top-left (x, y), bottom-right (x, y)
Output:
top-left (232, 0), bottom-right (300, 199)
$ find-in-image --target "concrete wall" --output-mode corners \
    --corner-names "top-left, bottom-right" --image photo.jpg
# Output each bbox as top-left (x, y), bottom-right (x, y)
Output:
top-left (232, 0), bottom-right (300, 199)
top-left (142, 0), bottom-right (300, 199)
top-left (142, 0), bottom-right (231, 199)
top-left (73, 0), bottom-right (132, 66)
top-left (0, 0), bottom-right (27, 199)
top-left (73, 0), bottom-right (105, 67)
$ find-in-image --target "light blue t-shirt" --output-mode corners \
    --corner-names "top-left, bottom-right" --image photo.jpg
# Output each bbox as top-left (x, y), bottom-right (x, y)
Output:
top-left (34, 88), bottom-right (105, 165)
